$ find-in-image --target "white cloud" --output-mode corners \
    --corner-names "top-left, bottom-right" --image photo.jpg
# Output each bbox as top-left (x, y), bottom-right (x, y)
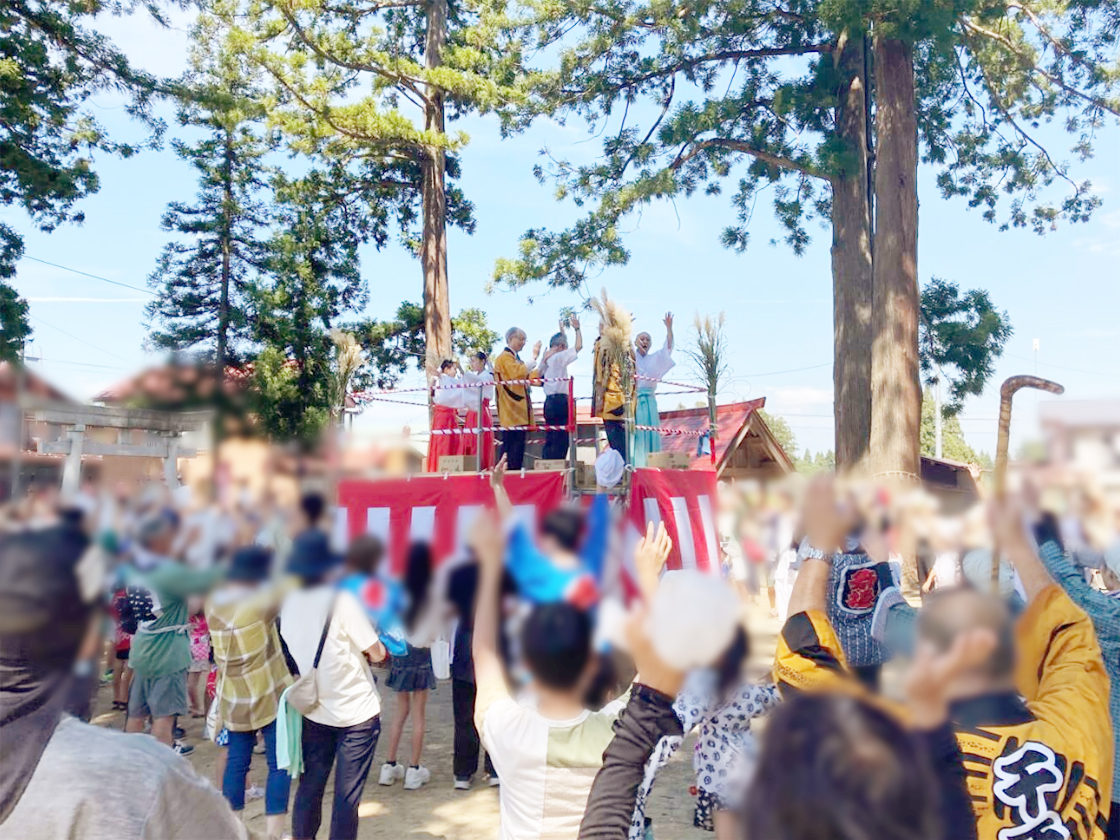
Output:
top-left (769, 386), bottom-right (834, 407)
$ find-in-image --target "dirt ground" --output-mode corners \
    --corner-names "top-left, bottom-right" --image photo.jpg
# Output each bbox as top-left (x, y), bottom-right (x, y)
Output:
top-left (90, 609), bottom-right (780, 839)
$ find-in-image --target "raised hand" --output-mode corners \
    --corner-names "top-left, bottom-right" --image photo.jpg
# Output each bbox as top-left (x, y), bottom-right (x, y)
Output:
top-left (634, 520), bottom-right (672, 602)
top-left (801, 474), bottom-right (851, 557)
top-left (489, 455), bottom-right (508, 491)
top-left (663, 312), bottom-right (673, 330)
top-left (531, 340), bottom-right (542, 360)
top-left (570, 314), bottom-right (581, 331)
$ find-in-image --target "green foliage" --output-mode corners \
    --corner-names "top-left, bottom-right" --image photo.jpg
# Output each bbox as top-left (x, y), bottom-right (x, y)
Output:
top-left (920, 388), bottom-right (992, 466)
top-left (145, 26), bottom-right (272, 362)
top-left (492, 1), bottom-right (1119, 288)
top-left (794, 449), bottom-right (837, 475)
top-left (248, 345), bottom-right (329, 442)
top-left (758, 409), bottom-right (797, 457)
top-left (0, 229), bottom-right (30, 362)
top-left (919, 277), bottom-right (1013, 415)
top-left (351, 301), bottom-right (500, 388)
top-left (2, 0), bottom-right (179, 353)
top-left (249, 168), bottom-right (371, 443)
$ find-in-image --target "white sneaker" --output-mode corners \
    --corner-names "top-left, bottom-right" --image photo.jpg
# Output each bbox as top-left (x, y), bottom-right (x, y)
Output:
top-left (378, 763), bottom-right (405, 786)
top-left (246, 783), bottom-right (265, 802)
top-left (488, 775), bottom-right (500, 788)
top-left (453, 777), bottom-right (471, 791)
top-left (404, 766), bottom-right (431, 790)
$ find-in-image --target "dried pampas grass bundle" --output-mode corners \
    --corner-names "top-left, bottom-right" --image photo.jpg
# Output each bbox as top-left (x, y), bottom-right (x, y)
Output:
top-left (590, 288), bottom-right (633, 359)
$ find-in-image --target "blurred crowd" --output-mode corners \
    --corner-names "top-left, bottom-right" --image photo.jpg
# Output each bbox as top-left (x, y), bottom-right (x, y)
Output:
top-left (1, 460), bottom-right (1118, 840)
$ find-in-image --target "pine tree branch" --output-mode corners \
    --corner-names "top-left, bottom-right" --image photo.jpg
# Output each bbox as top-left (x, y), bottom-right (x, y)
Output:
top-left (556, 45), bottom-right (831, 102)
top-left (276, 4), bottom-right (430, 105)
top-left (959, 17), bottom-right (1120, 117)
top-left (962, 35), bottom-right (1083, 195)
top-left (1005, 2), bottom-right (1102, 78)
top-left (670, 138), bottom-right (826, 181)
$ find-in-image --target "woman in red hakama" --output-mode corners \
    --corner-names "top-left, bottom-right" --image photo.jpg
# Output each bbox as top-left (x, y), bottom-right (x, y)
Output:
top-left (427, 360), bottom-right (464, 473)
top-left (461, 351), bottom-right (496, 470)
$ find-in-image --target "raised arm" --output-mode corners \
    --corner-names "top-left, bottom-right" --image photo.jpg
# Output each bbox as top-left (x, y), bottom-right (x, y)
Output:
top-left (489, 456), bottom-right (514, 523)
top-left (663, 312), bottom-right (674, 352)
top-left (572, 314), bottom-right (583, 354)
top-left (470, 509), bottom-right (511, 718)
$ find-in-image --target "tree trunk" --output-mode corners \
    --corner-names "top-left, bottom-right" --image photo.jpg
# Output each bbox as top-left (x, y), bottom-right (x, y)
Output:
top-left (213, 129), bottom-right (235, 495)
top-left (421, 0), bottom-right (451, 372)
top-left (869, 36), bottom-right (921, 482)
top-left (830, 31), bottom-right (874, 476)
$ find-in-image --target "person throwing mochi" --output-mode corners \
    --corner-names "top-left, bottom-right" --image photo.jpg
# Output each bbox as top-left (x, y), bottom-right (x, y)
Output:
top-left (633, 312), bottom-right (674, 467)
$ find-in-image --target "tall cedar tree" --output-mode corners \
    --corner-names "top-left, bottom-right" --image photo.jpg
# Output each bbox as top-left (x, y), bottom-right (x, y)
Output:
top-left (219, 0), bottom-right (521, 368)
top-left (492, 0), bottom-right (1119, 476)
top-left (1, 0), bottom-right (177, 358)
top-left (146, 26), bottom-right (271, 367)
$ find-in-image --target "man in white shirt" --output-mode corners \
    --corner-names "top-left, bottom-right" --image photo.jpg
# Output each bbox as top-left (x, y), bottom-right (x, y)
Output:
top-left (633, 312), bottom-right (674, 467)
top-left (279, 531), bottom-right (387, 840)
top-left (539, 316), bottom-right (582, 461)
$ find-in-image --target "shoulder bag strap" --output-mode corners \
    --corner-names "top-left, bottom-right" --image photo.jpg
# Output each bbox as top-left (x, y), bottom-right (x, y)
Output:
top-left (312, 595), bottom-right (337, 670)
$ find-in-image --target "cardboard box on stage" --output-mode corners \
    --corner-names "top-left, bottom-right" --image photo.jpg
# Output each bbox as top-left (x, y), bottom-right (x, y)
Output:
top-left (437, 455), bottom-right (478, 473)
top-left (534, 459), bottom-right (569, 472)
top-left (574, 462), bottom-right (597, 489)
top-left (647, 451), bottom-right (692, 470)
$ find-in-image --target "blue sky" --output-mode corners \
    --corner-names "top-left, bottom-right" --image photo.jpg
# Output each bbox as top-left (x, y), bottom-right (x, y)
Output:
top-left (5, 9), bottom-right (1119, 456)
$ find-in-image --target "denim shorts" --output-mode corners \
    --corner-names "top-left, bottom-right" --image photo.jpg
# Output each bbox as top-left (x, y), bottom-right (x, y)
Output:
top-left (128, 668), bottom-right (189, 719)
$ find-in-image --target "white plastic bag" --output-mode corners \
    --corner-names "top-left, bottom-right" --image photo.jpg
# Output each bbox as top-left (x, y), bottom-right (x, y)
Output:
top-left (431, 636), bottom-right (451, 681)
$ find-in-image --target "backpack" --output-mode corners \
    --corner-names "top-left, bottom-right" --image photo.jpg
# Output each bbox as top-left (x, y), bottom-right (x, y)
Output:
top-left (121, 584), bottom-right (162, 635)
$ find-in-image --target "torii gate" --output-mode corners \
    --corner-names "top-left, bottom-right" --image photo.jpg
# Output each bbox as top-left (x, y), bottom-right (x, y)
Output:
top-left (25, 399), bottom-right (210, 495)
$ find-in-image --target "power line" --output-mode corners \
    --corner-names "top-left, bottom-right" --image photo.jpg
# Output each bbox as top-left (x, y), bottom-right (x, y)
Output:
top-left (731, 362), bottom-right (833, 379)
top-left (1006, 353), bottom-right (1120, 380)
top-left (32, 357), bottom-right (131, 371)
top-left (22, 255), bottom-right (156, 296)
top-left (28, 315), bottom-right (135, 364)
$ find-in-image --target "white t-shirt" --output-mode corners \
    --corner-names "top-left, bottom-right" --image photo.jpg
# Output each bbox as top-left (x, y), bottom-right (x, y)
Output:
top-left (634, 344), bottom-right (674, 386)
top-left (540, 348), bottom-right (578, 396)
top-left (279, 586), bottom-right (381, 728)
top-left (477, 686), bottom-right (627, 840)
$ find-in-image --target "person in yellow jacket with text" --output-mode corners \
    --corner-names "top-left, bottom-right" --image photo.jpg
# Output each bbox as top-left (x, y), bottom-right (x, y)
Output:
top-left (493, 327), bottom-right (540, 471)
top-left (774, 479), bottom-right (1113, 840)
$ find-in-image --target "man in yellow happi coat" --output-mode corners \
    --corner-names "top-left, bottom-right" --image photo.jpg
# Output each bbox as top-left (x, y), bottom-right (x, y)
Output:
top-left (493, 326), bottom-right (540, 470)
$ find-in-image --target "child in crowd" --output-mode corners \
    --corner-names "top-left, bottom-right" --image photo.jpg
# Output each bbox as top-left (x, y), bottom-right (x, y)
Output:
top-left (678, 628), bottom-right (780, 838)
top-left (109, 586), bottom-right (133, 711)
top-left (339, 535), bottom-right (408, 658)
top-left (469, 509), bottom-right (672, 840)
top-left (187, 597), bottom-right (211, 717)
top-left (379, 543), bottom-right (440, 791)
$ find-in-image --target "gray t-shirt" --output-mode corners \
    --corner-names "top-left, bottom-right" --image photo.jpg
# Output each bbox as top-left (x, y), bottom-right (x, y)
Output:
top-left (4, 716), bottom-right (247, 840)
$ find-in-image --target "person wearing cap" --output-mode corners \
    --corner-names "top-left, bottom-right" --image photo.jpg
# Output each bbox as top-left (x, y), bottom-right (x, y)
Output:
top-left (0, 522), bottom-right (247, 839)
top-left (124, 512), bottom-right (225, 751)
top-left (207, 546), bottom-right (294, 840)
top-left (493, 327), bottom-right (541, 471)
top-left (279, 530), bottom-right (388, 840)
